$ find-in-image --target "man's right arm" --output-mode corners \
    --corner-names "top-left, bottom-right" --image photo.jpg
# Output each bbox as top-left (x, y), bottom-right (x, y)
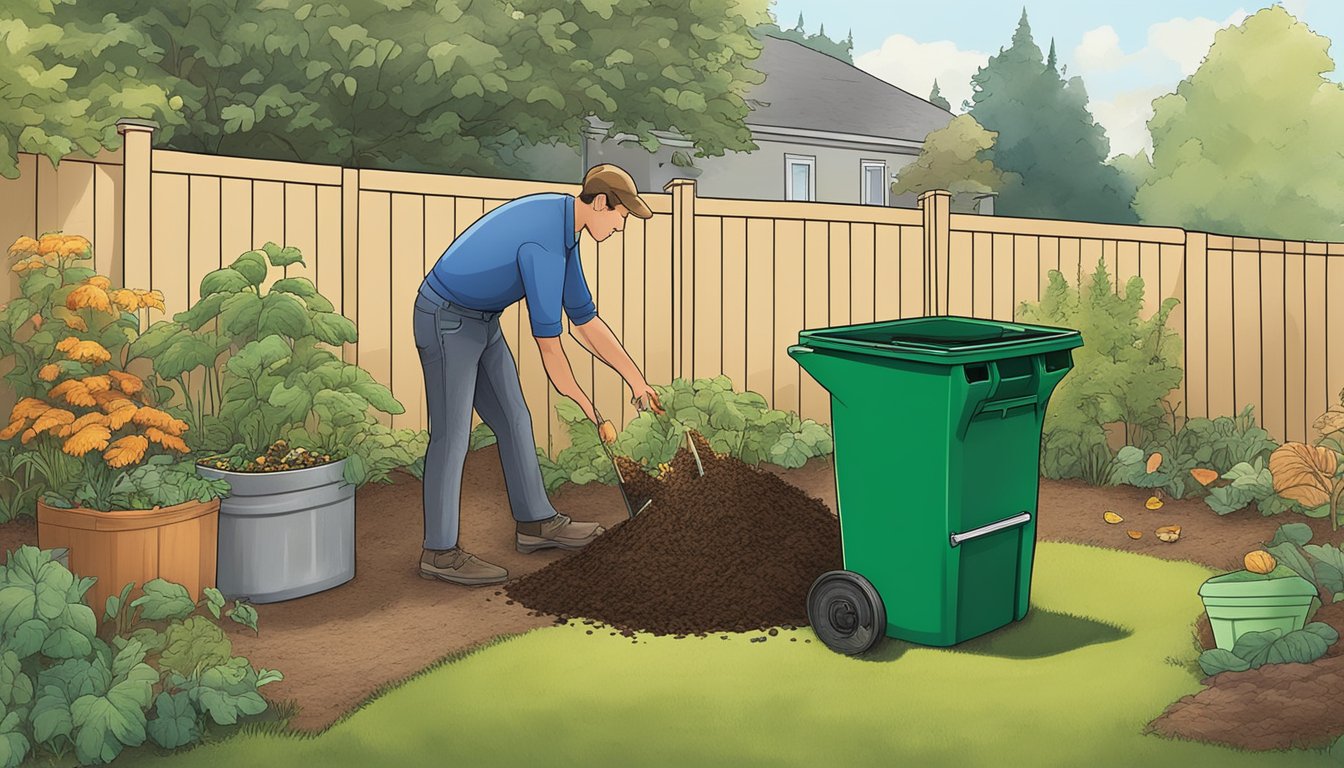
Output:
top-left (534, 336), bottom-right (597, 424)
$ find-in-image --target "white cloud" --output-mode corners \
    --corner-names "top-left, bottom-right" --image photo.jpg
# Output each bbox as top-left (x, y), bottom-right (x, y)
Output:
top-left (1075, 25), bottom-right (1135, 72)
top-left (854, 34), bottom-right (988, 112)
top-left (1088, 85), bottom-right (1169, 159)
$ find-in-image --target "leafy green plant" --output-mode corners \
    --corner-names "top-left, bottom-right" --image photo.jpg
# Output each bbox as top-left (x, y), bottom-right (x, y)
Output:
top-left (0, 546), bottom-right (281, 765)
top-left (1108, 406), bottom-right (1279, 503)
top-left (1258, 522), bottom-right (1344, 604)
top-left (1197, 622), bottom-right (1338, 675)
top-left (129, 243), bottom-right (412, 486)
top-left (1016, 259), bottom-right (1183, 484)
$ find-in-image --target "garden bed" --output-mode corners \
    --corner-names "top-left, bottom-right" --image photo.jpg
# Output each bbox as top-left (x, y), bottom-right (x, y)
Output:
top-left (3, 450), bottom-right (1342, 747)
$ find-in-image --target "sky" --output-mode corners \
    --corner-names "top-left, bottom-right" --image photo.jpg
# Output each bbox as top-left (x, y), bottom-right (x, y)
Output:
top-left (767, 0), bottom-right (1344, 158)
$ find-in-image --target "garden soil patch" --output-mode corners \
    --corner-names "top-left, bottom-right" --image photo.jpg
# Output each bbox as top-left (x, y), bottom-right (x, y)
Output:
top-left (505, 433), bottom-right (843, 635)
top-left (4, 454), bottom-right (1343, 745)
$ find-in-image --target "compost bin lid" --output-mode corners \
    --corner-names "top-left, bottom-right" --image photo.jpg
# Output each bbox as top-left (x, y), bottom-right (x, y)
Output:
top-left (797, 316), bottom-right (1082, 365)
top-left (1197, 569), bottom-right (1318, 598)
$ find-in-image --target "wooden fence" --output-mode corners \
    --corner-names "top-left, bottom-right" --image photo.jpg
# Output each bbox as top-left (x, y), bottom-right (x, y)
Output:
top-left (2, 119), bottom-right (1342, 452)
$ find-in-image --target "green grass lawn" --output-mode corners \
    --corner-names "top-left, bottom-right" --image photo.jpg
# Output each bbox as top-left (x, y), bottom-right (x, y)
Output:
top-left (134, 542), bottom-right (1334, 767)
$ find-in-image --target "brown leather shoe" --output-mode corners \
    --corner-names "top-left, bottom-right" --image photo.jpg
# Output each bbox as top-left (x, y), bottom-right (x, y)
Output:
top-left (516, 513), bottom-right (605, 553)
top-left (418, 548), bottom-right (508, 586)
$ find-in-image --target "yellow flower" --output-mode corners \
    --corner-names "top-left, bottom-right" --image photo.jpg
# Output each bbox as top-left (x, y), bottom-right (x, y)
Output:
top-left (19, 428), bottom-right (37, 445)
top-left (133, 407), bottom-right (188, 435)
top-left (49, 380), bottom-right (96, 408)
top-left (103, 435), bottom-right (149, 468)
top-left (63, 340), bottom-right (112, 365)
top-left (8, 236), bottom-right (38, 258)
top-left (62, 423), bottom-right (111, 457)
top-left (60, 236), bottom-right (91, 259)
top-left (109, 289), bottom-right (140, 313)
top-left (106, 371), bottom-right (144, 396)
top-left (38, 364), bottom-right (61, 382)
top-left (36, 234), bottom-right (63, 257)
top-left (104, 400), bottom-right (138, 430)
top-left (57, 412), bottom-right (109, 438)
top-left (135, 289), bottom-right (166, 312)
top-left (86, 275), bottom-right (110, 290)
top-left (80, 375), bottom-right (112, 393)
top-left (56, 336), bottom-right (79, 353)
top-left (11, 259), bottom-right (41, 274)
top-left (0, 419), bottom-right (28, 441)
top-left (145, 427), bottom-right (189, 453)
top-left (11, 398), bottom-right (50, 421)
top-left (66, 285), bottom-right (112, 313)
top-left (31, 408), bottom-right (76, 436)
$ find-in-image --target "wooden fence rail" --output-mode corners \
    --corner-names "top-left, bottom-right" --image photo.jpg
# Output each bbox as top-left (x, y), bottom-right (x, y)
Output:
top-left (2, 119), bottom-right (1342, 452)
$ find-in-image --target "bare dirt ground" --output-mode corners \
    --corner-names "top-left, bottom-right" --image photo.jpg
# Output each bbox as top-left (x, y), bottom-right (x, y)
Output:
top-left (3, 453), bottom-right (1342, 746)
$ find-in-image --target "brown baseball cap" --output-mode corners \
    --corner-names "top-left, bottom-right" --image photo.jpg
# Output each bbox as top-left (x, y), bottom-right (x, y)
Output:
top-left (581, 164), bottom-right (653, 219)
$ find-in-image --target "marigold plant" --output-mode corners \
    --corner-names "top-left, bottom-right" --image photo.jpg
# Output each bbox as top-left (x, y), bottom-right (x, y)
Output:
top-left (0, 233), bottom-right (203, 511)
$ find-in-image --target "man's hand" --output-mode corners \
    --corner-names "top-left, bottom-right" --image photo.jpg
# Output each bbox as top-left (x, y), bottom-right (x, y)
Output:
top-left (629, 380), bottom-right (664, 414)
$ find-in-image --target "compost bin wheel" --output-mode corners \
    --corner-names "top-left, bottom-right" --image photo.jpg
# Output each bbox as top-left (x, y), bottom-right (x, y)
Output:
top-left (806, 570), bottom-right (886, 655)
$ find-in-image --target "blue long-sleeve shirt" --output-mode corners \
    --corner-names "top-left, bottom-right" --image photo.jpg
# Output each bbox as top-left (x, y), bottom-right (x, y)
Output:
top-left (421, 193), bottom-right (597, 337)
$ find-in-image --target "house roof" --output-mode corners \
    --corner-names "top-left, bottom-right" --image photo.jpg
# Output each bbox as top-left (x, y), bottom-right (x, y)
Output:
top-left (745, 35), bottom-right (953, 144)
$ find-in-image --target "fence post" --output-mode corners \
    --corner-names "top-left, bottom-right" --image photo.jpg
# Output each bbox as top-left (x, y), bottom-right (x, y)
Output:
top-left (116, 119), bottom-right (157, 294)
top-left (665, 178), bottom-right (696, 379)
top-left (341, 168), bottom-right (359, 365)
top-left (919, 189), bottom-right (951, 316)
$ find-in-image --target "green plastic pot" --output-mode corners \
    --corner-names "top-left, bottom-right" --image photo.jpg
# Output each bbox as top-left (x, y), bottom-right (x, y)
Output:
top-left (1198, 569), bottom-right (1317, 651)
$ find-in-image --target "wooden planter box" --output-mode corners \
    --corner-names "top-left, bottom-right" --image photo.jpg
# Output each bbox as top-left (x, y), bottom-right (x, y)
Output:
top-left (37, 498), bottom-right (219, 613)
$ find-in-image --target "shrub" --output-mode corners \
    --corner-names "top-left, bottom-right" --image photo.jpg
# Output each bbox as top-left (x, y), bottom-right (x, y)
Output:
top-left (1267, 391), bottom-right (1344, 530)
top-left (1016, 258), bottom-right (1183, 485)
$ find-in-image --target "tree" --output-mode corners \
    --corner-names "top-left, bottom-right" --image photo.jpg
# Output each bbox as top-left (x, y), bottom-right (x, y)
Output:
top-left (1135, 6), bottom-right (1344, 241)
top-left (0, 0), bottom-right (183, 178)
top-left (967, 11), bottom-right (1136, 223)
top-left (754, 13), bottom-right (853, 62)
top-left (891, 115), bottom-right (1005, 199)
top-left (928, 80), bottom-right (951, 111)
top-left (0, 0), bottom-right (771, 177)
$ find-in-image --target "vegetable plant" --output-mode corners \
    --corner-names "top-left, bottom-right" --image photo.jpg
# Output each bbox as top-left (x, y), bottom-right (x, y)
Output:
top-left (1197, 622), bottom-right (1338, 676)
top-left (1269, 395), bottom-right (1344, 530)
top-left (0, 546), bottom-right (281, 766)
top-left (1258, 522), bottom-right (1344, 604)
top-left (130, 243), bottom-right (417, 486)
top-left (0, 234), bottom-right (226, 512)
top-left (1015, 259), bottom-right (1183, 484)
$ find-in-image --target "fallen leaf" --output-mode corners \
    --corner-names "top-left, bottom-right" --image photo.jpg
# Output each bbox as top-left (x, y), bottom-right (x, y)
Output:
top-left (1127, 530), bottom-right (1143, 539)
top-left (1190, 467), bottom-right (1218, 486)
top-left (1146, 452), bottom-right (1163, 473)
top-left (1156, 525), bottom-right (1181, 543)
top-left (1145, 496), bottom-right (1164, 510)
top-left (1103, 511), bottom-right (1123, 524)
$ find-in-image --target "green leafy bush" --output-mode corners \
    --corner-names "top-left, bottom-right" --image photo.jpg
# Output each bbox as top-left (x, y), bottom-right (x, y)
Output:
top-left (129, 243), bottom-right (414, 486)
top-left (1015, 259), bottom-right (1183, 484)
top-left (1259, 523), bottom-right (1344, 604)
top-left (1197, 622), bottom-right (1338, 675)
top-left (0, 546), bottom-right (281, 766)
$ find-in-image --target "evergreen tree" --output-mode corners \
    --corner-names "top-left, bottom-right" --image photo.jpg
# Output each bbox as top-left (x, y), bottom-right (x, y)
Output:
top-left (968, 10), bottom-right (1136, 223)
top-left (928, 80), bottom-right (952, 111)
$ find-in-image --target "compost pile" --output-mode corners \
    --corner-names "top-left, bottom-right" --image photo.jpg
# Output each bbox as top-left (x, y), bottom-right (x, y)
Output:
top-left (506, 432), bottom-right (842, 635)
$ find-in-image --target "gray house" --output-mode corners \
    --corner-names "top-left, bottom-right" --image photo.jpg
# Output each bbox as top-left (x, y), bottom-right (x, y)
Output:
top-left (583, 35), bottom-right (957, 208)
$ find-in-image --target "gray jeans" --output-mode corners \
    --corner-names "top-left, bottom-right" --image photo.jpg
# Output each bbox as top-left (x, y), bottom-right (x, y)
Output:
top-left (414, 288), bottom-right (557, 550)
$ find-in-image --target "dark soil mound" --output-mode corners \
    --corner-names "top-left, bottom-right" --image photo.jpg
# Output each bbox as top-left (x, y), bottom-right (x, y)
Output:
top-left (506, 432), bottom-right (842, 635)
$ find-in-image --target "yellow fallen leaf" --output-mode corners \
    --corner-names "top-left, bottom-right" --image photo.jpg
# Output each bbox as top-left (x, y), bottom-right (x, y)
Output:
top-left (1156, 525), bottom-right (1181, 543)
top-left (1146, 452), bottom-right (1163, 473)
top-left (1145, 496), bottom-right (1164, 510)
top-left (1103, 511), bottom-right (1123, 524)
top-left (1127, 530), bottom-right (1143, 539)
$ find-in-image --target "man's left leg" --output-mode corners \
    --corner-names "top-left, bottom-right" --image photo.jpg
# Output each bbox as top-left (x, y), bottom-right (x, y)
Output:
top-left (474, 323), bottom-right (605, 553)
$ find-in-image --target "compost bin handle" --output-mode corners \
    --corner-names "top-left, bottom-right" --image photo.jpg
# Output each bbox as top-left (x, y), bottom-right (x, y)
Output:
top-left (949, 512), bottom-right (1032, 547)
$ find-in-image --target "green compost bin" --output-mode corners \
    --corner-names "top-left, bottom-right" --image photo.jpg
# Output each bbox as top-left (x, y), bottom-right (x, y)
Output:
top-left (789, 316), bottom-right (1082, 655)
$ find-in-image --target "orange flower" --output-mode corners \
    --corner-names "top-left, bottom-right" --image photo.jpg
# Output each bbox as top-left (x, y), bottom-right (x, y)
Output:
top-left (11, 398), bottom-right (51, 421)
top-left (133, 407), bottom-right (188, 435)
top-left (63, 340), bottom-right (112, 365)
top-left (56, 336), bottom-right (79, 353)
top-left (38, 364), bottom-right (60, 382)
top-left (36, 234), bottom-right (62, 257)
top-left (19, 428), bottom-right (37, 445)
top-left (0, 420), bottom-right (27, 440)
top-left (80, 375), bottom-right (112, 393)
top-left (62, 423), bottom-right (111, 456)
top-left (86, 275), bottom-right (110, 290)
top-left (57, 412), bottom-right (109, 438)
top-left (134, 289), bottom-right (166, 312)
top-left (145, 427), bottom-right (189, 453)
top-left (10, 259), bottom-right (41, 274)
top-left (61, 236), bottom-right (91, 258)
top-left (104, 401), bottom-right (138, 429)
top-left (106, 370), bottom-right (144, 395)
top-left (31, 408), bottom-right (75, 436)
top-left (66, 285), bottom-right (112, 313)
top-left (49, 380), bottom-right (95, 408)
top-left (30, 313), bottom-right (42, 331)
top-left (104, 434), bottom-right (149, 467)
top-left (8, 236), bottom-right (38, 257)
top-left (109, 289), bottom-right (140, 313)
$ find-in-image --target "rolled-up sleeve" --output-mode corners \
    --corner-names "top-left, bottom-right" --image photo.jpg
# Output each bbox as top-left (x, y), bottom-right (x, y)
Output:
top-left (518, 242), bottom-right (566, 337)
top-left (562, 245), bottom-right (597, 326)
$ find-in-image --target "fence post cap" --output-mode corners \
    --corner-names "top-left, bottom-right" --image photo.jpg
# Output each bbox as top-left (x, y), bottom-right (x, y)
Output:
top-left (115, 118), bottom-right (160, 134)
top-left (663, 178), bottom-right (697, 193)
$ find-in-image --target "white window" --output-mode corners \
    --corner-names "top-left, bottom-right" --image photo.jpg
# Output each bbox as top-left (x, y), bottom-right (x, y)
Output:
top-left (785, 154), bottom-right (816, 201)
top-left (862, 160), bottom-right (888, 206)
